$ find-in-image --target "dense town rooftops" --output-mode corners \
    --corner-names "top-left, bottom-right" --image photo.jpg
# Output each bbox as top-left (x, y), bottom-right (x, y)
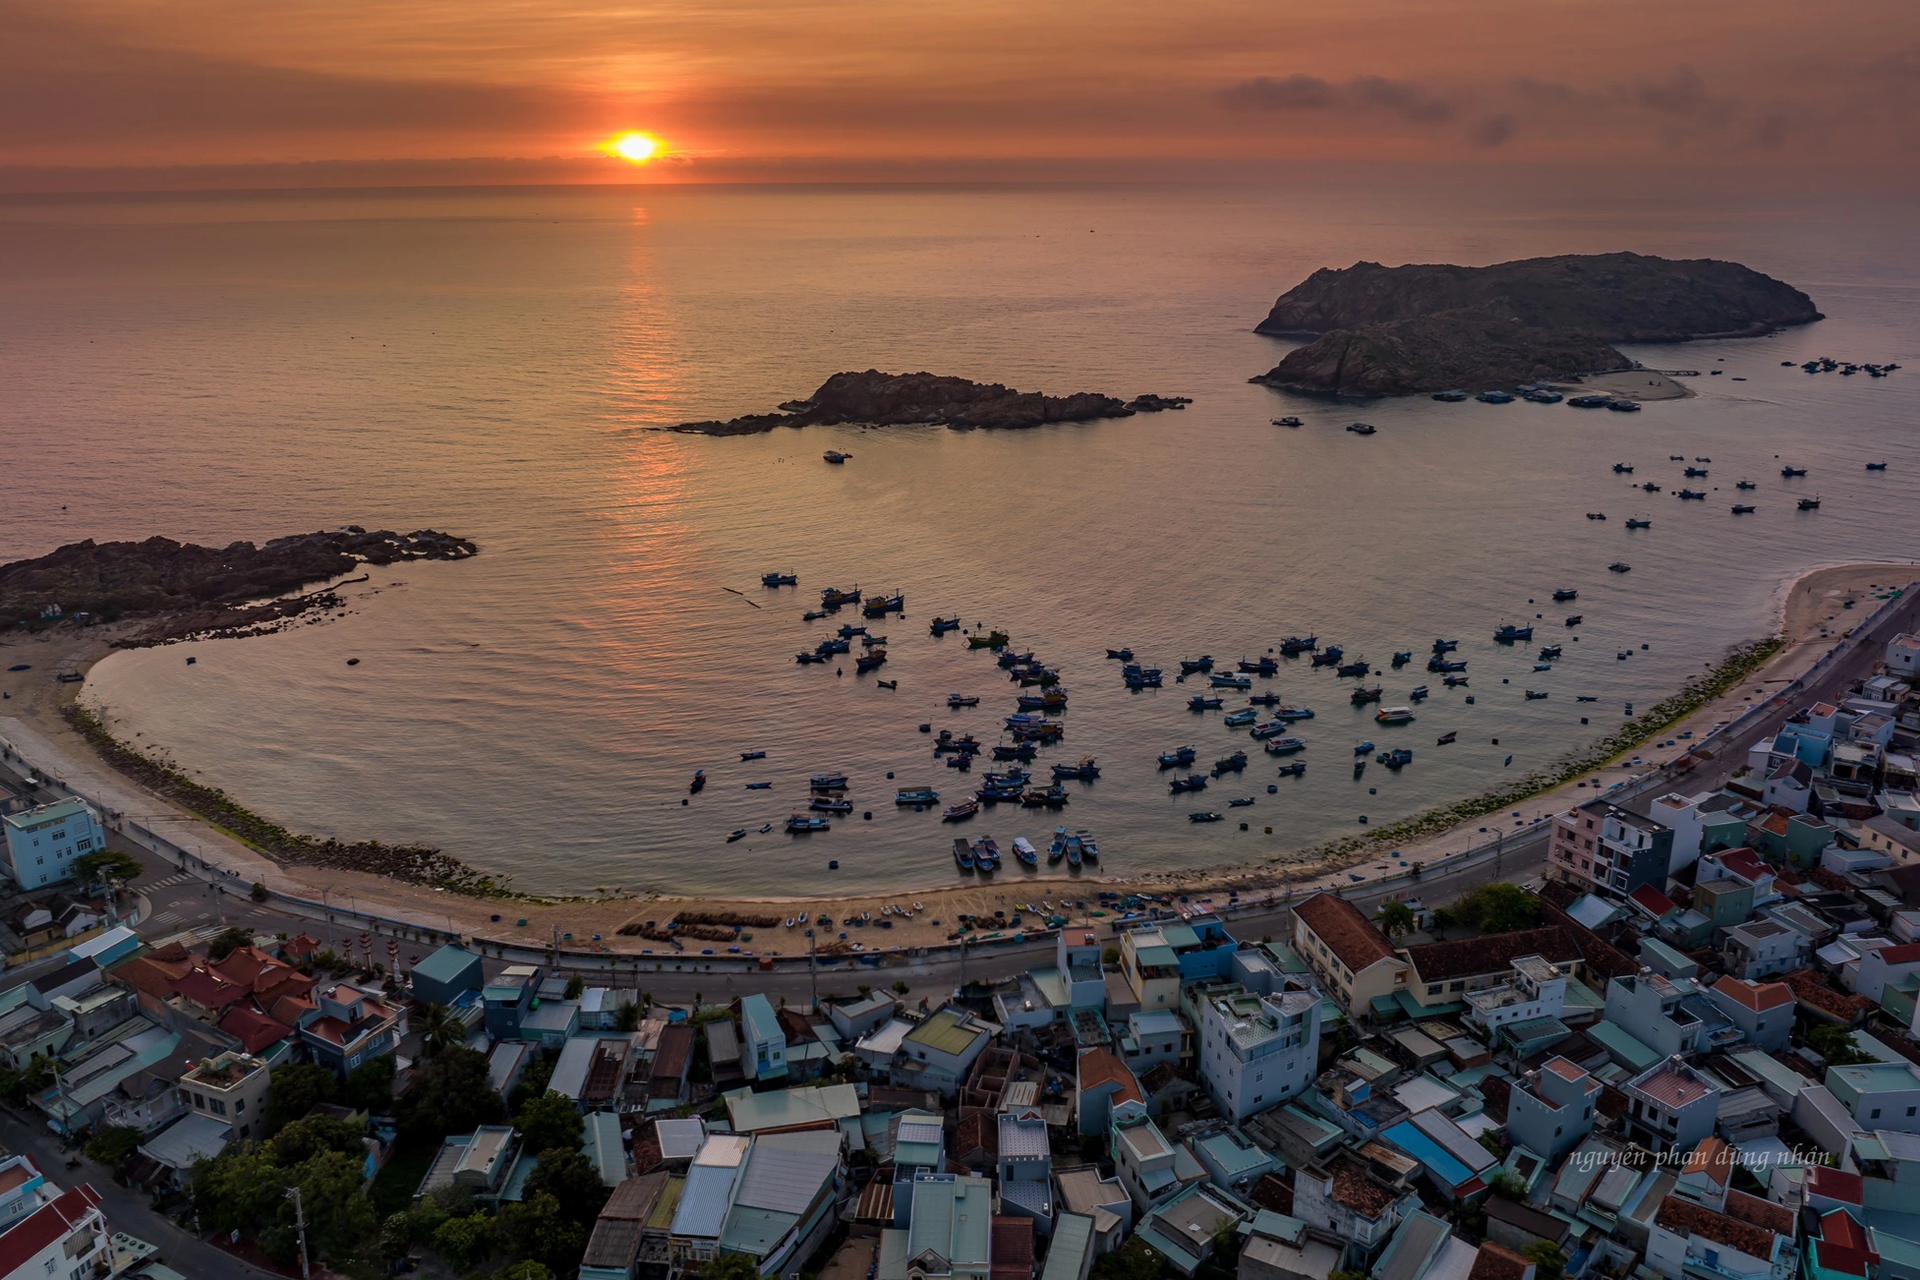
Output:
top-left (1077, 1047), bottom-right (1144, 1108)
top-left (1655, 1197), bottom-right (1777, 1259)
top-left (1629, 1062), bottom-right (1716, 1109)
top-left (1711, 976), bottom-right (1794, 1012)
top-left (1403, 926), bottom-right (1580, 982)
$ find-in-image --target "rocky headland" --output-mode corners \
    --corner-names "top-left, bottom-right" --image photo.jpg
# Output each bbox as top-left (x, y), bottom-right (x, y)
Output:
top-left (1252, 252), bottom-right (1821, 396)
top-left (1, 527), bottom-right (477, 645)
top-left (674, 369), bottom-right (1189, 434)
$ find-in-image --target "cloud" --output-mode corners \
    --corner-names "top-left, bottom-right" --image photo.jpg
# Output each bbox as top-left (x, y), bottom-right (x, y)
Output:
top-left (1471, 114), bottom-right (1517, 148)
top-left (1348, 76), bottom-right (1455, 124)
top-left (1632, 65), bottom-right (1735, 126)
top-left (1219, 73), bottom-right (1458, 126)
top-left (1217, 74), bottom-right (1337, 112)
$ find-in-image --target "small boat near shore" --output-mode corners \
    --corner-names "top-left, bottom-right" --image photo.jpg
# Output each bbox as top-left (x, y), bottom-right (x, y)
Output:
top-left (810, 794), bottom-right (853, 813)
top-left (821, 585), bottom-right (861, 607)
top-left (1012, 837), bottom-right (1039, 865)
top-left (761, 571), bottom-right (798, 587)
top-left (953, 838), bottom-right (975, 870)
top-left (1224, 708), bottom-right (1258, 727)
top-left (1350, 686), bottom-right (1383, 705)
top-left (823, 450), bottom-right (850, 463)
top-left (810, 771), bottom-right (850, 789)
top-left (1188, 695), bottom-right (1224, 711)
top-left (1431, 638), bottom-right (1459, 654)
top-left (1210, 672), bottom-right (1253, 689)
top-left (1735, 480), bottom-right (1756, 490)
top-left (1280, 635), bottom-right (1318, 654)
top-left (1798, 496), bottom-right (1822, 510)
top-left (1552, 588), bottom-right (1577, 601)
top-left (1277, 761), bottom-right (1306, 777)
top-left (1782, 465), bottom-right (1807, 477)
top-left (1346, 422), bottom-right (1377, 435)
top-left (1211, 750), bottom-right (1249, 775)
top-left (689, 769), bottom-right (706, 794)
top-left (1273, 415), bottom-right (1304, 425)
top-left (1052, 757), bottom-right (1100, 781)
top-left (1239, 656), bottom-right (1279, 676)
top-left (1228, 797), bottom-right (1255, 807)
top-left (1180, 655), bottom-right (1214, 674)
top-left (1443, 673), bottom-right (1469, 687)
top-left (1437, 731), bottom-right (1457, 745)
top-left (1612, 463), bottom-right (1635, 473)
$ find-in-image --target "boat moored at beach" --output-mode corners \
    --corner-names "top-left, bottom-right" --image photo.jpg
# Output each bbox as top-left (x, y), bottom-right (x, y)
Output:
top-left (1012, 837), bottom-right (1038, 865)
top-left (943, 799), bottom-right (979, 821)
top-left (823, 450), bottom-right (850, 463)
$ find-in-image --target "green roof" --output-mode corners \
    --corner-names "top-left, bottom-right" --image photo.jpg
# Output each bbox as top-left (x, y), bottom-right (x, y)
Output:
top-left (904, 1009), bottom-right (985, 1058)
top-left (905, 1176), bottom-right (993, 1268)
top-left (721, 1205), bottom-right (800, 1256)
top-left (1588, 1020), bottom-right (1661, 1072)
top-left (1041, 1215), bottom-right (1095, 1280)
top-left (411, 944), bottom-right (482, 989)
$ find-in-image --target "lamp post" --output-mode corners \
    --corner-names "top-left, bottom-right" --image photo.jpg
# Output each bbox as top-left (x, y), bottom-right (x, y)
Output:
top-left (286, 1186), bottom-right (311, 1280)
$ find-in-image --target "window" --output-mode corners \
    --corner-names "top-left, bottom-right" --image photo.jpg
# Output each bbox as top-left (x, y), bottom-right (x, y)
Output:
top-left (192, 1093), bottom-right (204, 1109)
top-left (236, 1099), bottom-right (245, 1113)
top-left (1873, 1108), bottom-right (1882, 1119)
top-left (211, 1099), bottom-right (226, 1115)
top-left (1426, 984), bottom-right (1441, 995)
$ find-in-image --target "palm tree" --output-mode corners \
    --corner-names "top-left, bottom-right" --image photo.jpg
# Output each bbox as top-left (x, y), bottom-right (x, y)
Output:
top-left (418, 1002), bottom-right (463, 1058)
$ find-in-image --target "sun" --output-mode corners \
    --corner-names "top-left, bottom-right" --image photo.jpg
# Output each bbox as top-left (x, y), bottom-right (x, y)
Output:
top-left (606, 132), bottom-right (661, 163)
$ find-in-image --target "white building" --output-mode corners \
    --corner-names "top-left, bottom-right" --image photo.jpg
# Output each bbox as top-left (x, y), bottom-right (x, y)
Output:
top-left (1506, 1057), bottom-right (1600, 1161)
top-left (1, 799), bottom-right (104, 890)
top-left (1462, 955), bottom-right (1568, 1036)
top-left (1196, 986), bottom-right (1320, 1123)
top-left (1648, 792), bottom-right (1709, 878)
top-left (1887, 633), bottom-right (1920, 678)
top-left (1622, 1060), bottom-right (1723, 1153)
top-left (0, 1182), bottom-right (110, 1280)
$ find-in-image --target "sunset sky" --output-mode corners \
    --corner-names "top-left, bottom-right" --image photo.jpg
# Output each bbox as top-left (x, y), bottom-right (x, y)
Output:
top-left (2, 0), bottom-right (1914, 187)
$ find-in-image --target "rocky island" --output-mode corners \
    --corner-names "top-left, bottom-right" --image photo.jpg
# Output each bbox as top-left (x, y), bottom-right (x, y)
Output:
top-left (1252, 252), bottom-right (1822, 396)
top-left (674, 369), bottom-right (1189, 434)
top-left (1, 527), bottom-right (477, 645)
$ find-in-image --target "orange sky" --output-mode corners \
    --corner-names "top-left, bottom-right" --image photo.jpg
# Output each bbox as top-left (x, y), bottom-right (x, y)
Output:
top-left (1, 0), bottom-right (1914, 184)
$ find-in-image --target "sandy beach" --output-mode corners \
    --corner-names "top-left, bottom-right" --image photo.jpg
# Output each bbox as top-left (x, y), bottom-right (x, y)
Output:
top-left (2, 557), bottom-right (1913, 955)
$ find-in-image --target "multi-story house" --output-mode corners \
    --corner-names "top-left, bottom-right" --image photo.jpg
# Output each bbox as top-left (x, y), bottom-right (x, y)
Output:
top-left (0, 1183), bottom-right (109, 1280)
top-left (1290, 893), bottom-right (1408, 1018)
top-left (1115, 1010), bottom-right (1189, 1077)
top-left (1622, 1060), bottom-right (1723, 1153)
top-left (1291, 1151), bottom-right (1419, 1261)
top-left (176, 1051), bottom-right (271, 1142)
top-left (894, 1007), bottom-right (992, 1098)
top-left (299, 983), bottom-right (400, 1077)
top-left (1075, 1048), bottom-right (1145, 1137)
top-left (1403, 927), bottom-right (1581, 1013)
top-left (1705, 977), bottom-right (1794, 1051)
top-left (1506, 1057), bottom-right (1600, 1160)
top-left (1196, 985), bottom-right (1319, 1122)
top-left (740, 993), bottom-right (786, 1083)
top-left (1, 799), bottom-right (104, 890)
top-left (1647, 1192), bottom-right (1796, 1280)
top-left (1722, 920), bottom-right (1805, 980)
top-left (1549, 799), bottom-right (1674, 898)
top-left (1604, 973), bottom-right (1736, 1058)
top-left (1826, 1061), bottom-right (1920, 1134)
top-left (1462, 955), bottom-right (1568, 1037)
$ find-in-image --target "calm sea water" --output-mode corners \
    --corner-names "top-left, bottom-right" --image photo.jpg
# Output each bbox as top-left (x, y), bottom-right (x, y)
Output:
top-left (2, 170), bottom-right (1916, 895)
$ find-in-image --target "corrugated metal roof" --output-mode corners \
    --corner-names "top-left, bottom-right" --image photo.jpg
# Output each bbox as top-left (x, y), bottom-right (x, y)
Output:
top-left (584, 1112), bottom-right (627, 1187)
top-left (671, 1161), bottom-right (743, 1239)
top-left (549, 1036), bottom-right (600, 1100)
top-left (721, 1205), bottom-right (800, 1255)
top-left (733, 1138), bottom-right (838, 1215)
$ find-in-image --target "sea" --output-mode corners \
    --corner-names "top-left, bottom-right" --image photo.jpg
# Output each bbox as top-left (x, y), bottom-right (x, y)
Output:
top-left (2, 166), bottom-right (1917, 897)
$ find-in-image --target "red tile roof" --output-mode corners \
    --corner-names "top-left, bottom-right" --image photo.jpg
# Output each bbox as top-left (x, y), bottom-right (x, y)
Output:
top-left (1077, 1047), bottom-right (1145, 1109)
top-left (1712, 976), bottom-right (1794, 1013)
top-left (218, 1004), bottom-right (292, 1054)
top-left (1820, 1207), bottom-right (1869, 1249)
top-left (1715, 849), bottom-right (1771, 883)
top-left (1469, 1242), bottom-right (1533, 1280)
top-left (1630, 885), bottom-right (1678, 918)
top-left (1655, 1198), bottom-right (1779, 1260)
top-left (111, 955), bottom-right (187, 1003)
top-left (1631, 1066), bottom-right (1713, 1109)
top-left (1808, 1168), bottom-right (1865, 1207)
top-left (1325, 1152), bottom-right (1396, 1217)
top-left (282, 934), bottom-right (322, 961)
top-left (172, 966), bottom-right (244, 1010)
top-left (1726, 1189), bottom-right (1795, 1239)
top-left (651, 1024), bottom-right (694, 1080)
top-left (1874, 943), bottom-right (1920, 966)
top-left (1293, 893), bottom-right (1398, 972)
top-left (0, 1185), bottom-right (101, 1276)
top-left (991, 1214), bottom-right (1034, 1280)
top-left (1404, 925), bottom-right (1580, 983)
top-left (1784, 969), bottom-right (1877, 1023)
top-left (212, 945), bottom-right (279, 987)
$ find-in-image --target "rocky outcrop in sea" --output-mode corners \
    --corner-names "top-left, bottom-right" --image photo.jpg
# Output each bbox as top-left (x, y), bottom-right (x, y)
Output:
top-left (674, 369), bottom-right (1189, 434)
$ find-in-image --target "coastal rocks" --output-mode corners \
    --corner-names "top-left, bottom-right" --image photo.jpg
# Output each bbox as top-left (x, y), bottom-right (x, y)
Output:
top-left (674, 369), bottom-right (1189, 434)
top-left (0, 528), bottom-right (478, 642)
top-left (1253, 252), bottom-right (1821, 396)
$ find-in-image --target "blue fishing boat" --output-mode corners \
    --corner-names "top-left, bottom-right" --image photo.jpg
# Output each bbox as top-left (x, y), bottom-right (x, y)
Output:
top-left (1012, 837), bottom-right (1039, 866)
top-left (1310, 646), bottom-right (1345, 667)
top-left (1279, 635), bottom-right (1318, 654)
top-left (1188, 695), bottom-right (1223, 711)
top-left (1607, 399), bottom-right (1641, 412)
top-left (984, 768), bottom-right (1031, 788)
top-left (1158, 746), bottom-right (1198, 768)
top-left (895, 787), bottom-right (939, 805)
top-left (1248, 692), bottom-right (1281, 706)
top-left (855, 648), bottom-right (888, 672)
top-left (992, 743), bottom-right (1038, 762)
top-left (1353, 741), bottom-right (1375, 755)
top-left (1390, 651), bottom-right (1412, 667)
top-left (998, 649), bottom-right (1034, 668)
top-left (1048, 827), bottom-right (1069, 861)
top-left (1493, 624), bottom-right (1533, 642)
top-left (976, 783), bottom-right (1025, 803)
top-left (1735, 480), bottom-right (1756, 489)
top-left (1443, 673), bottom-right (1469, 687)
top-left (1224, 709), bottom-right (1258, 727)
top-left (1169, 774), bottom-right (1208, 794)
top-left (1249, 721), bottom-right (1289, 739)
top-left (1078, 831), bottom-right (1100, 861)
top-left (727, 829), bottom-right (747, 842)
top-left (1552, 588), bottom-right (1577, 601)
top-left (1066, 834), bottom-right (1083, 867)
top-left (1731, 504), bottom-right (1755, 514)
top-left (745, 781), bottom-right (773, 790)
top-left (1376, 748), bottom-right (1414, 768)
top-left (1781, 465), bottom-right (1807, 477)
top-left (1274, 705), bottom-right (1315, 721)
top-left (1612, 463), bottom-right (1634, 473)
top-left (1335, 660), bottom-right (1370, 678)
top-left (943, 800), bottom-right (979, 821)
top-left (817, 637), bottom-right (850, 654)
top-left (1432, 390), bottom-right (1468, 401)
top-left (1409, 685), bottom-right (1429, 700)
top-left (1228, 797), bottom-right (1255, 808)
top-left (953, 838), bottom-right (976, 871)
top-left (1868, 462), bottom-right (1889, 471)
top-left (1189, 811), bottom-right (1224, 823)
top-left (976, 838), bottom-right (1002, 869)
top-left (1211, 750), bottom-right (1249, 776)
top-left (1476, 390), bottom-right (1514, 403)
top-left (1180, 656), bottom-right (1215, 674)
top-left (1676, 489), bottom-right (1706, 500)
top-left (1238, 656), bottom-right (1279, 675)
top-left (821, 585), bottom-right (861, 607)
top-left (810, 772), bottom-right (850, 790)
top-left (1569, 394), bottom-right (1612, 408)
top-left (930, 615), bottom-right (962, 635)
top-left (796, 651), bottom-right (829, 664)
top-left (1431, 638), bottom-right (1459, 653)
top-left (690, 769), bottom-right (705, 794)
top-left (862, 591), bottom-right (905, 617)
top-left (1277, 761), bottom-right (1306, 777)
top-left (1106, 647), bottom-right (1134, 660)
top-left (1525, 390), bottom-right (1563, 403)
top-left (1052, 757), bottom-right (1100, 781)
top-left (761, 572), bottom-right (798, 587)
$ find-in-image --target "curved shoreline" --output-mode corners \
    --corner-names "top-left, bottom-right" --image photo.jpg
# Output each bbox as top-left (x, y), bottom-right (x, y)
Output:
top-left (2, 559), bottom-right (1913, 953)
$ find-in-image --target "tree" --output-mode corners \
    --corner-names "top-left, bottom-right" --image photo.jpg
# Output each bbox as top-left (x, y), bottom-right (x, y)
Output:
top-left (379, 1212), bottom-right (413, 1262)
top-left (285, 1148), bottom-right (378, 1260)
top-left (265, 1063), bottom-right (340, 1133)
top-left (525, 1147), bottom-right (612, 1225)
top-left (432, 1212), bottom-right (495, 1271)
top-left (270, 1114), bottom-right (365, 1166)
top-left (1101, 947), bottom-right (1121, 969)
top-left (250, 881), bottom-right (270, 902)
top-left (401, 1046), bottom-right (502, 1141)
top-left (84, 1126), bottom-right (140, 1165)
top-left (1809, 1024), bottom-right (1875, 1066)
top-left (514, 1094), bottom-right (585, 1160)
top-left (343, 1053), bottom-right (396, 1113)
top-left (701, 1253), bottom-right (767, 1280)
top-left (417, 1003), bottom-right (465, 1058)
top-left (1429, 908), bottom-right (1458, 940)
top-left (72, 848), bottom-right (143, 889)
top-left (1452, 883), bottom-right (1539, 933)
top-left (0, 1054), bottom-right (53, 1107)
top-left (500, 1263), bottom-right (556, 1280)
top-left (496, 1191), bottom-right (588, 1272)
top-left (1090, 1237), bottom-right (1164, 1280)
top-left (508, 1049), bottom-right (558, 1115)
top-left (1521, 1242), bottom-right (1566, 1280)
top-left (564, 974), bottom-right (585, 1000)
top-left (1376, 901), bottom-right (1415, 944)
top-left (1488, 1172), bottom-right (1527, 1201)
top-left (615, 1001), bottom-right (642, 1032)
top-left (208, 926), bottom-right (256, 962)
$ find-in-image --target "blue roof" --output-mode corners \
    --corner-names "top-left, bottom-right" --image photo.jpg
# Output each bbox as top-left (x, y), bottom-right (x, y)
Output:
top-left (1382, 1120), bottom-right (1478, 1191)
top-left (742, 994), bottom-right (783, 1045)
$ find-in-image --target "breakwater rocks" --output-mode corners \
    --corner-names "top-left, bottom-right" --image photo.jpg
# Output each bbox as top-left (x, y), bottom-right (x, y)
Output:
top-left (1253, 252), bottom-right (1821, 396)
top-left (2, 528), bottom-right (478, 642)
top-left (674, 369), bottom-right (1190, 435)
top-left (64, 703), bottom-right (511, 896)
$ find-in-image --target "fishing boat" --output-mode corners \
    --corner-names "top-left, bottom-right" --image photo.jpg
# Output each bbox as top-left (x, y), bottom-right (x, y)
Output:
top-left (998, 650), bottom-right (1034, 668)
top-left (761, 571), bottom-right (798, 587)
top-left (1432, 390), bottom-right (1468, 401)
top-left (1170, 774), bottom-right (1208, 794)
top-left (794, 651), bottom-right (828, 665)
top-left (740, 749), bottom-right (767, 761)
top-left (875, 679), bottom-right (898, 690)
top-left (1494, 624), bottom-right (1533, 642)
top-left (1263, 736), bottom-right (1307, 755)
top-left (1685, 466), bottom-right (1708, 477)
top-left (1799, 496), bottom-right (1822, 510)
top-left (1012, 837), bottom-right (1039, 865)
top-left (943, 800), bottom-right (979, 821)
top-left (1210, 672), bottom-right (1253, 690)
top-left (1224, 708), bottom-right (1258, 727)
top-left (985, 767), bottom-right (1031, 787)
top-left (810, 795), bottom-right (854, 813)
top-left (896, 787), bottom-right (939, 805)
top-left (1868, 462), bottom-right (1889, 471)
top-left (789, 812), bottom-right (832, 832)
top-left (1188, 695), bottom-right (1224, 711)
top-left (1641, 482), bottom-right (1663, 493)
top-left (1350, 686), bottom-right (1383, 705)
top-left (953, 838), bottom-right (976, 871)
top-left (802, 609), bottom-right (829, 621)
top-left (1432, 638), bottom-right (1459, 654)
top-left (1586, 512), bottom-right (1606, 521)
top-left (1008, 722), bottom-right (1064, 743)
top-left (1390, 651), bottom-right (1413, 667)
top-left (1022, 785), bottom-right (1069, 807)
top-left (977, 838), bottom-right (1002, 869)
top-left (1526, 390), bottom-right (1564, 404)
top-left (1158, 746), bottom-right (1198, 768)
top-left (1677, 489), bottom-right (1706, 500)
top-left (1477, 390), bottom-right (1515, 404)
top-left (1377, 748), bottom-right (1414, 768)
top-left (816, 638), bottom-right (850, 655)
top-left (855, 648), bottom-right (888, 672)
top-left (1607, 399), bottom-right (1641, 412)
top-left (1352, 741), bottom-right (1375, 755)
top-left (1612, 463), bottom-right (1635, 473)
top-left (977, 782), bottom-right (1024, 803)
top-left (1273, 705), bottom-right (1316, 720)
top-left (947, 694), bottom-right (980, 708)
top-left (1180, 655), bottom-right (1215, 674)
top-left (1048, 828), bottom-right (1069, 861)
top-left (1569, 394), bottom-right (1612, 408)
top-left (809, 771), bottom-right (850, 790)
top-left (1335, 659), bottom-right (1370, 678)
top-left (1376, 706), bottom-right (1415, 724)
top-left (1052, 757), bottom-right (1100, 781)
top-left (967, 630), bottom-right (1010, 649)
top-left (727, 829), bottom-right (747, 842)
top-left (1539, 645), bottom-right (1563, 660)
top-left (1346, 422), bottom-right (1377, 435)
top-left (1524, 690), bottom-right (1549, 700)
top-left (1212, 750), bottom-right (1250, 775)
top-left (1533, 663), bottom-right (1553, 672)
top-left (1106, 647), bottom-right (1135, 661)
top-left (1735, 480), bottom-right (1757, 490)
top-left (1352, 758), bottom-right (1367, 776)
top-left (1310, 645), bottom-right (1345, 667)
top-left (929, 615), bottom-right (962, 635)
top-left (992, 743), bottom-right (1038, 762)
top-left (1277, 761), bottom-right (1306, 777)
top-left (1122, 665), bottom-right (1163, 689)
top-left (690, 769), bottom-right (706, 794)
top-left (1228, 797), bottom-right (1256, 808)
top-left (1409, 685), bottom-right (1430, 700)
top-left (1437, 731), bottom-right (1457, 745)
top-left (823, 450), bottom-right (850, 463)
top-left (1274, 415), bottom-right (1305, 425)
top-left (1016, 691), bottom-right (1069, 712)
top-left (1189, 811), bottom-right (1224, 823)
top-left (1078, 830), bottom-right (1100, 861)
top-left (863, 592), bottom-right (905, 617)
top-left (1427, 656), bottom-right (1467, 672)
top-left (1239, 656), bottom-right (1280, 675)
top-left (1280, 635), bottom-right (1318, 654)
top-left (1248, 691), bottom-right (1281, 707)
top-left (821, 585), bottom-right (861, 607)
top-left (1443, 673), bottom-right (1469, 687)
top-left (1064, 834), bottom-right (1083, 867)
top-left (1782, 465), bottom-right (1808, 477)
top-left (1731, 504), bottom-right (1756, 514)
top-left (1552, 588), bottom-right (1578, 601)
top-left (1249, 721), bottom-right (1289, 739)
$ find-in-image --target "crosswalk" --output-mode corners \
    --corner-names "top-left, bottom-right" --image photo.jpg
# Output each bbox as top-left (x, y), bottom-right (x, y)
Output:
top-left (145, 872), bottom-right (199, 891)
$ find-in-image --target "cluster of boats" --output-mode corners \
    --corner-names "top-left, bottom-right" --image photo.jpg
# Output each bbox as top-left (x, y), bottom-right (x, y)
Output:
top-left (953, 826), bottom-right (1100, 871)
top-left (1789, 357), bottom-right (1900, 378)
top-left (1430, 385), bottom-right (1637, 410)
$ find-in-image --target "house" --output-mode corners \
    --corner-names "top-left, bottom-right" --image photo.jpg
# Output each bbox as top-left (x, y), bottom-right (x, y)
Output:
top-left (410, 944), bottom-right (484, 1007)
top-left (1855, 942), bottom-right (1920, 1004)
top-left (991, 1215), bottom-right (1035, 1280)
top-left (876, 1174), bottom-right (994, 1280)
top-left (418, 1126), bottom-right (523, 1203)
top-left (650, 1025), bottom-right (694, 1104)
top-left (1649, 792), bottom-right (1710, 877)
top-left (175, 1051), bottom-right (271, 1142)
top-left (1197, 985), bottom-right (1320, 1122)
top-left (1119, 928), bottom-right (1185, 1012)
top-left (1368, 1211), bottom-right (1478, 1280)
top-left (1705, 977), bottom-right (1794, 1051)
top-left (1042, 1214), bottom-right (1096, 1280)
top-left (488, 1041), bottom-right (533, 1102)
top-left (1764, 760), bottom-right (1815, 813)
top-left (1604, 973), bottom-right (1733, 1058)
top-left (1290, 893), bottom-right (1408, 1018)
top-left (1113, 1117), bottom-right (1188, 1213)
top-left (1506, 1057), bottom-right (1600, 1161)
top-left (893, 1008), bottom-right (993, 1098)
top-left (0, 1184), bottom-right (109, 1279)
top-left (1825, 1060), bottom-right (1920, 1133)
top-left (738, 993), bottom-right (788, 1083)
top-left (1646, 1192), bottom-right (1795, 1280)
top-left (1190, 1128), bottom-right (1277, 1195)
top-left (828, 994), bottom-right (898, 1042)
top-left (1622, 1059), bottom-right (1723, 1153)
top-left (1116, 1010), bottom-right (1189, 1076)
top-left (13, 895), bottom-right (103, 948)
top-left (1, 798), bottom-right (104, 890)
top-left (1291, 1151), bottom-right (1418, 1259)
top-left (1401, 927), bottom-right (1581, 1013)
top-left (482, 965), bottom-right (541, 1039)
top-left (1723, 921), bottom-right (1807, 980)
top-left (1055, 1166), bottom-right (1132, 1256)
top-left (1694, 879), bottom-right (1756, 935)
top-left (580, 1172), bottom-right (672, 1280)
top-left (1379, 1108), bottom-right (1498, 1203)
top-left (1700, 848), bottom-right (1780, 905)
top-left (522, 999), bottom-right (582, 1050)
top-left (721, 1082), bottom-right (860, 1136)
top-left (1238, 1209), bottom-right (1342, 1280)
top-left (299, 983), bottom-right (400, 1076)
top-left (1550, 799), bottom-right (1674, 898)
top-left (1136, 1184), bottom-right (1253, 1277)
top-left (1461, 955), bottom-right (1568, 1037)
top-left (1076, 1048), bottom-right (1146, 1137)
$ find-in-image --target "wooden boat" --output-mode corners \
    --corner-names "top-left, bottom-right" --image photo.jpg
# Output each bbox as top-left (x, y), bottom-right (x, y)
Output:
top-left (947, 694), bottom-right (980, 708)
top-left (1106, 647), bottom-right (1135, 661)
top-left (728, 829), bottom-right (747, 842)
top-left (1437, 731), bottom-right (1457, 745)
top-left (1051, 757), bottom-right (1100, 781)
top-left (896, 787), bottom-right (939, 805)
top-left (1277, 762), bottom-right (1306, 777)
top-left (1210, 750), bottom-right (1249, 775)
top-left (943, 800), bottom-right (979, 822)
top-left (1349, 686), bottom-right (1383, 705)
top-left (1552, 589), bottom-right (1577, 601)
top-left (1224, 709), bottom-right (1258, 727)
top-left (1798, 496), bottom-right (1822, 510)
top-left (1210, 672), bottom-right (1253, 689)
top-left (1188, 812), bottom-right (1224, 823)
top-left (1012, 837), bottom-right (1039, 866)
top-left (930, 615), bottom-right (962, 634)
top-left (953, 838), bottom-right (976, 871)
top-left (820, 585), bottom-right (861, 607)
top-left (862, 592), bottom-right (905, 617)
top-left (1524, 690), bottom-right (1549, 700)
top-left (1443, 674), bottom-right (1469, 688)
top-left (1731, 504), bottom-right (1756, 514)
top-left (875, 679), bottom-right (897, 690)
top-left (967, 630), bottom-right (1010, 649)
top-left (1188, 695), bottom-right (1223, 711)
top-left (810, 795), bottom-right (853, 813)
top-left (855, 648), bottom-right (888, 672)
top-left (1494, 624), bottom-right (1533, 642)
top-left (809, 772), bottom-right (850, 789)
top-left (761, 572), bottom-right (798, 587)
